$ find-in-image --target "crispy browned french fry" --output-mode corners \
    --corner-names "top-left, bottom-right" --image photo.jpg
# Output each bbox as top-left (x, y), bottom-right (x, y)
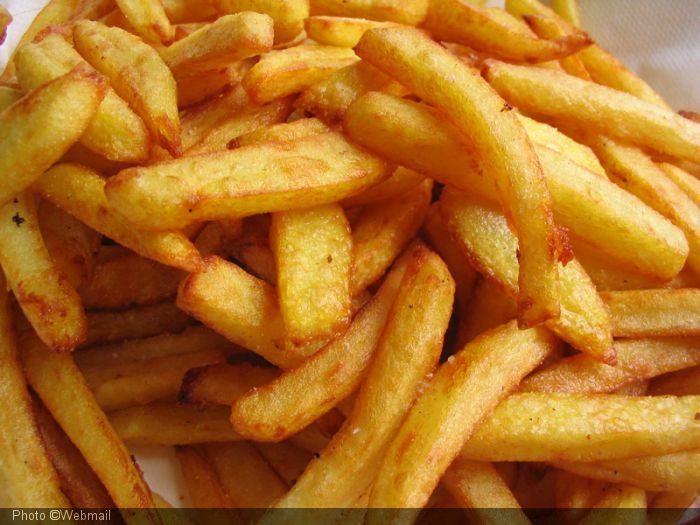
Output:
top-left (368, 321), bottom-right (557, 510)
top-left (176, 66), bottom-right (239, 108)
top-left (22, 333), bottom-right (161, 521)
top-left (74, 20), bottom-right (182, 156)
top-left (304, 16), bottom-right (397, 47)
top-left (174, 446), bottom-right (229, 508)
top-left (523, 14), bottom-right (590, 79)
top-left (231, 117), bottom-right (330, 148)
top-left (114, 0), bottom-right (175, 44)
top-left (309, 0), bottom-right (428, 25)
top-left (215, 0), bottom-right (310, 43)
top-left (254, 441), bottom-right (313, 487)
top-left (105, 131), bottom-right (389, 230)
top-left (355, 28), bottom-right (561, 325)
top-left (180, 362), bottom-right (280, 406)
top-left (343, 167), bottom-right (425, 208)
top-left (224, 216), bottom-right (277, 284)
top-left (456, 279), bottom-right (516, 347)
top-left (649, 365), bottom-right (700, 396)
top-left (424, 0), bottom-right (591, 63)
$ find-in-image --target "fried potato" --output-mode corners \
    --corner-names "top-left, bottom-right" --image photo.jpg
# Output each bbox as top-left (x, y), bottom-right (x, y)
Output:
top-left (0, 86), bottom-right (22, 111)
top-left (368, 321), bottom-right (557, 509)
top-left (22, 333), bottom-right (160, 519)
top-left (551, 0), bottom-right (581, 26)
top-left (523, 14), bottom-right (590, 79)
top-left (424, 0), bottom-right (591, 63)
top-left (176, 66), bottom-right (239, 108)
top-left (114, 0), bottom-right (175, 44)
top-left (180, 362), bottom-right (280, 406)
top-left (0, 284), bottom-right (69, 508)
top-left (272, 245), bottom-right (454, 508)
top-left (440, 189), bottom-right (614, 363)
top-left (162, 0), bottom-right (218, 23)
top-left (554, 470), bottom-right (609, 516)
top-left (521, 337), bottom-right (700, 394)
top-left (309, 0), bottom-right (428, 25)
top-left (74, 20), bottom-right (182, 156)
top-left (350, 180), bottom-right (432, 296)
top-left (242, 45), bottom-right (357, 103)
top-left (231, 117), bottom-right (330, 148)
top-left (304, 16), bottom-right (397, 47)
top-left (658, 163), bottom-right (700, 209)
top-left (35, 164), bottom-right (201, 272)
top-left (355, 29), bottom-right (561, 326)
top-left (271, 204), bottom-right (352, 345)
top-left (255, 441), bottom-right (313, 486)
top-left (105, 131), bottom-right (389, 230)
top-left (460, 393), bottom-right (700, 462)
top-left (343, 167), bottom-right (425, 208)
top-left (649, 366), bottom-right (700, 396)
top-left (230, 245), bottom-right (411, 441)
top-left (0, 67), bottom-right (105, 206)
top-left (0, 5), bottom-right (10, 45)
top-left (0, 192), bottom-right (86, 351)
top-left (215, 0), bottom-right (309, 44)
top-left (456, 279), bottom-right (516, 347)
top-left (224, 216), bottom-right (277, 284)
top-left (581, 485), bottom-right (646, 525)
top-left (162, 13), bottom-right (273, 76)
top-left (15, 34), bottom-right (150, 163)
top-left (174, 446), bottom-right (229, 508)
top-left (483, 61), bottom-right (700, 163)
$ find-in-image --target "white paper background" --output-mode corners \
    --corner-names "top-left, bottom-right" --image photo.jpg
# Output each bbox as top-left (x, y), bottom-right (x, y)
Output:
top-left (2, 0), bottom-right (700, 509)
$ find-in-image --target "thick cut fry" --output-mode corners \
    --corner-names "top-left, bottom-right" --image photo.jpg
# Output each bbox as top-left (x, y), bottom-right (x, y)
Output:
top-left (105, 131), bottom-right (389, 230)
top-left (271, 246), bottom-right (454, 508)
top-left (356, 27), bottom-right (560, 326)
top-left (216, 0), bottom-right (309, 43)
top-left (440, 189), bottom-right (614, 363)
top-left (350, 180), bottom-right (432, 296)
top-left (175, 446), bottom-right (229, 508)
top-left (163, 0), bottom-right (217, 23)
top-left (0, 284), bottom-right (69, 508)
top-left (659, 163), bottom-right (700, 208)
top-left (521, 337), bottom-right (700, 394)
top-left (230, 246), bottom-right (411, 441)
top-left (345, 92), bottom-right (688, 279)
top-left (459, 393), bottom-right (700, 462)
top-left (176, 67), bottom-right (239, 108)
top-left (35, 164), bottom-right (201, 272)
top-left (271, 204), bottom-right (352, 345)
top-left (343, 167), bottom-right (425, 207)
top-left (0, 67), bottom-right (105, 206)
top-left (74, 20), bottom-right (182, 156)
top-left (0, 193), bottom-right (86, 351)
top-left (180, 362), bottom-right (280, 406)
top-left (114, 0), bottom-right (175, 44)
top-left (424, 0), bottom-right (591, 63)
top-left (456, 279), bottom-right (516, 347)
top-left (309, 0), bottom-right (428, 25)
top-left (368, 321), bottom-right (556, 509)
top-left (649, 366), bottom-right (700, 396)
top-left (231, 117), bottom-right (330, 148)
top-left (483, 61), bottom-right (700, 163)
top-left (304, 16), bottom-right (397, 47)
top-left (225, 216), bottom-right (277, 284)
top-left (15, 34), bottom-right (150, 163)
top-left (162, 13), bottom-right (273, 76)
top-left (22, 334), bottom-right (160, 522)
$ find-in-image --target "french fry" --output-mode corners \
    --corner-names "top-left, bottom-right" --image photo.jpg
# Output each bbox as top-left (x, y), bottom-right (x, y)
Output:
top-left (658, 163), bottom-right (700, 209)
top-left (109, 402), bottom-right (241, 445)
top-left (508, 463), bottom-right (557, 509)
top-left (483, 61), bottom-right (700, 163)
top-left (271, 204), bottom-right (352, 345)
top-left (225, 215), bottom-right (277, 284)
top-left (272, 245), bottom-right (454, 508)
top-left (22, 333), bottom-right (161, 521)
top-left (254, 441), bottom-right (313, 486)
top-left (580, 485), bottom-right (646, 525)
top-left (456, 279), bottom-right (516, 347)
top-left (176, 67), bottom-right (239, 108)
top-left (231, 117), bottom-right (330, 148)
top-left (0, 85), bottom-right (22, 111)
top-left (194, 219), bottom-right (243, 257)
top-left (354, 28), bottom-right (562, 325)
top-left (367, 321), bottom-right (557, 510)
top-left (520, 337), bottom-right (700, 394)
top-left (15, 33), bottom-right (150, 163)
top-left (459, 393), bottom-right (700, 462)
top-left (105, 131), bottom-right (389, 230)
top-left (440, 189), bottom-right (614, 363)
top-left (230, 245), bottom-right (412, 441)
top-left (309, 0), bottom-right (429, 25)
top-left (174, 446), bottom-right (229, 508)
top-left (350, 180), bottom-right (432, 296)
top-left (0, 192), bottom-right (86, 351)
top-left (647, 493), bottom-right (697, 525)
top-left (114, 0), bottom-right (175, 44)
top-left (523, 14), bottom-right (591, 79)
top-left (649, 366), bottom-right (700, 396)
top-left (343, 167), bottom-right (425, 208)
top-left (304, 16), bottom-right (397, 47)
top-left (162, 0), bottom-right (217, 23)
top-left (0, 5), bottom-right (10, 45)
top-left (0, 67), bottom-right (105, 206)
top-left (74, 20), bottom-right (182, 156)
top-left (424, 0), bottom-right (591, 63)
top-left (554, 470), bottom-right (609, 518)
top-left (215, 0), bottom-right (310, 44)
top-left (180, 362), bottom-right (280, 406)
top-left (0, 283), bottom-right (69, 507)
top-left (551, 0), bottom-right (581, 26)
top-left (242, 45), bottom-right (358, 103)
top-left (162, 13), bottom-right (273, 76)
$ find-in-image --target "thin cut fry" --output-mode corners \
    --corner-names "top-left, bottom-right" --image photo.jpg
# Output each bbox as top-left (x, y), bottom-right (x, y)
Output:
top-left (254, 441), bottom-right (313, 486)
top-left (175, 446), bottom-right (229, 508)
top-left (523, 14), bottom-right (590, 79)
top-left (114, 0), bottom-right (175, 44)
top-left (658, 163), bottom-right (700, 208)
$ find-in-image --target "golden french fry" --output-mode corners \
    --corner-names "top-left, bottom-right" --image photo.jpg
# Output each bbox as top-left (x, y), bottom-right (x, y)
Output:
top-left (551, 0), bottom-right (581, 26)
top-left (162, 13), bottom-right (273, 76)
top-left (74, 20), bottom-right (182, 156)
top-left (0, 5), bottom-right (11, 45)
top-left (105, 131), bottom-right (389, 230)
top-left (355, 28), bottom-right (561, 326)
top-left (554, 470), bottom-right (609, 516)
top-left (343, 167), bottom-right (425, 208)
top-left (649, 365), bottom-right (700, 396)
top-left (194, 219), bottom-right (244, 257)
top-left (0, 86), bottom-right (22, 111)
top-left (174, 446), bottom-right (230, 508)
top-left (271, 245), bottom-right (454, 508)
top-left (424, 0), bottom-right (591, 63)
top-left (0, 192), bottom-right (86, 351)
top-left (162, 0), bottom-right (218, 23)
top-left (367, 321), bottom-right (557, 510)
top-left (180, 362), bottom-right (280, 406)
top-left (483, 60), bottom-right (700, 163)
top-left (456, 279), bottom-right (516, 347)
top-left (242, 45), bottom-right (358, 103)
top-left (460, 393), bottom-right (700, 462)
top-left (114, 0), bottom-right (175, 44)
top-left (22, 333), bottom-right (161, 521)
top-left (224, 215), bottom-right (277, 284)
top-left (580, 484), bottom-right (646, 525)
top-left (309, 0), bottom-right (428, 25)
top-left (659, 163), bottom-right (700, 208)
top-left (176, 66), bottom-right (239, 108)
top-left (304, 16), bottom-right (397, 47)
top-left (271, 204), bottom-right (352, 345)
top-left (15, 33), bottom-right (150, 163)
top-left (231, 117), bottom-right (330, 148)
top-left (215, 0), bottom-right (309, 43)
top-left (255, 441), bottom-right (313, 486)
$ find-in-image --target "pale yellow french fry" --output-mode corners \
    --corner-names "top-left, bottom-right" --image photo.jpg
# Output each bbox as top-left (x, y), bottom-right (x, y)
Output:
top-left (649, 365), bottom-right (700, 396)
top-left (74, 20), bottom-right (182, 156)
top-left (162, 13), bottom-right (273, 76)
top-left (215, 0), bottom-right (309, 43)
top-left (105, 131), bottom-right (389, 230)
top-left (231, 116), bottom-right (330, 148)
top-left (242, 45), bottom-right (358, 103)
top-left (343, 167), bottom-right (425, 207)
top-left (309, 0), bottom-right (428, 25)
top-left (162, 0), bottom-right (217, 23)
top-left (114, 0), bottom-right (175, 44)
top-left (304, 16), bottom-right (397, 47)
top-left (658, 163), bottom-right (700, 208)
top-left (367, 321), bottom-right (557, 510)
top-left (523, 13), bottom-right (591, 79)
top-left (456, 279), bottom-right (516, 347)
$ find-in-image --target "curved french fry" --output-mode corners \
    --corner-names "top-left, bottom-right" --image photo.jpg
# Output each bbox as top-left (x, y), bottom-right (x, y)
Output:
top-left (114, 0), bottom-right (175, 44)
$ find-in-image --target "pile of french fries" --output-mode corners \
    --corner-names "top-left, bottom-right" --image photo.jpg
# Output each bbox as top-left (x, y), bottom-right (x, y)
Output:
top-left (1, 0), bottom-right (700, 521)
